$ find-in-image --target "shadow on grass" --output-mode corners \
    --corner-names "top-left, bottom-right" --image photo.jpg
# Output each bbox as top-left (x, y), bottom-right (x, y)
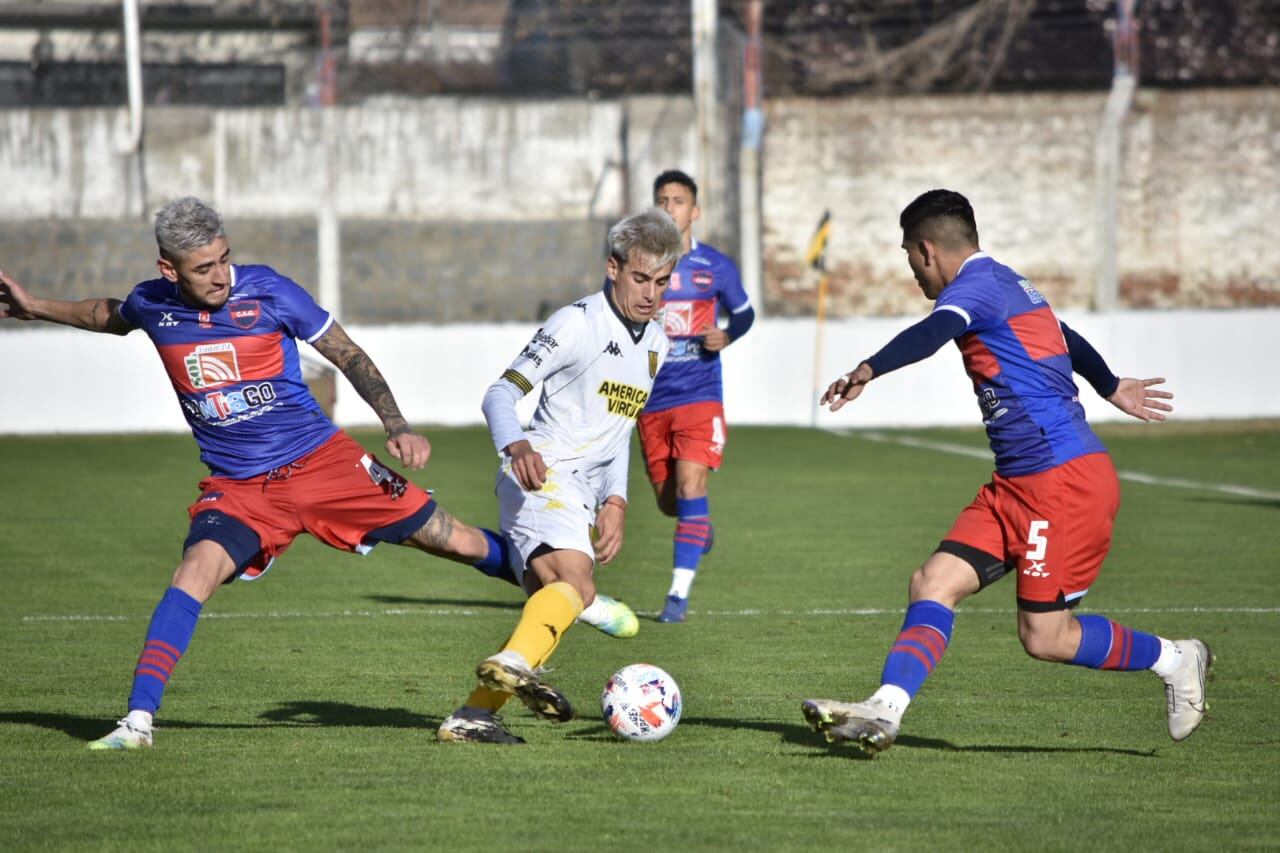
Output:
top-left (1, 701), bottom-right (441, 743)
top-left (364, 594), bottom-right (522, 611)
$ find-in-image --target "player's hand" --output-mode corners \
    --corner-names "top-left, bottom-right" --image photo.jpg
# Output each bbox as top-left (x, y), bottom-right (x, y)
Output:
top-left (0, 268), bottom-right (39, 321)
top-left (386, 429), bottom-right (431, 469)
top-left (821, 362), bottom-right (875, 412)
top-left (698, 324), bottom-right (731, 353)
top-left (1107, 377), bottom-right (1173, 422)
top-left (593, 499), bottom-right (626, 564)
top-left (506, 440), bottom-right (548, 490)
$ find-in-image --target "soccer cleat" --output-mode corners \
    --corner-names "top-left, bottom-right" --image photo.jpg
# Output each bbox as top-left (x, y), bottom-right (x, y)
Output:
top-left (87, 718), bottom-right (153, 751)
top-left (801, 697), bottom-right (900, 756)
top-left (657, 595), bottom-right (689, 624)
top-left (476, 651), bottom-right (574, 723)
top-left (702, 523), bottom-right (715, 555)
top-left (1162, 638), bottom-right (1213, 741)
top-left (437, 708), bottom-right (526, 744)
top-left (577, 594), bottom-right (639, 639)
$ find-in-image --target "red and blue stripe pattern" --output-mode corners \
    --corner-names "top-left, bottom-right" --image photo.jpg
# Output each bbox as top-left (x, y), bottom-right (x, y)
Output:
top-left (1071, 614), bottom-right (1160, 671)
top-left (127, 587), bottom-right (202, 714)
top-left (880, 600), bottom-right (955, 700)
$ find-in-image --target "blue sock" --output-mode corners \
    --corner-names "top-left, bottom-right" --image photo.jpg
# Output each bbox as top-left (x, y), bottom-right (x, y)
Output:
top-left (1070, 614), bottom-right (1161, 670)
top-left (672, 496), bottom-right (711, 584)
top-left (472, 528), bottom-right (518, 586)
top-left (128, 587), bottom-right (202, 714)
top-left (880, 601), bottom-right (955, 700)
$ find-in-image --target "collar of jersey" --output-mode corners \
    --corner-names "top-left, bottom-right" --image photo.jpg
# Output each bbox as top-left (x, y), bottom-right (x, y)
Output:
top-left (603, 285), bottom-right (647, 344)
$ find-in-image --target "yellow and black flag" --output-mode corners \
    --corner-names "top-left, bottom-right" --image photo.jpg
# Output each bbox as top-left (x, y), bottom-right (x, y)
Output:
top-left (805, 210), bottom-right (831, 272)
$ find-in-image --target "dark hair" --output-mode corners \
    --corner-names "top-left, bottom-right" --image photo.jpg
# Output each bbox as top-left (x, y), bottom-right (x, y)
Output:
top-left (899, 189), bottom-right (979, 248)
top-left (653, 169), bottom-right (698, 202)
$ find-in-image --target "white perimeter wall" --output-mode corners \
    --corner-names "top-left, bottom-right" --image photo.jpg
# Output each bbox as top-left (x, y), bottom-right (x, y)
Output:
top-left (2, 309), bottom-right (1277, 436)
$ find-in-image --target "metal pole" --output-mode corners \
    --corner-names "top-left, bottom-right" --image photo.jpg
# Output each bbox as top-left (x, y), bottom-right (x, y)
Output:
top-left (1093, 0), bottom-right (1139, 311)
top-left (692, 0), bottom-right (719, 238)
top-left (739, 0), bottom-right (764, 314)
top-left (121, 0), bottom-right (147, 218)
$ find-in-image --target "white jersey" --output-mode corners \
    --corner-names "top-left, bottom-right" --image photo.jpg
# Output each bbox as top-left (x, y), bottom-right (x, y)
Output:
top-left (489, 290), bottom-right (669, 504)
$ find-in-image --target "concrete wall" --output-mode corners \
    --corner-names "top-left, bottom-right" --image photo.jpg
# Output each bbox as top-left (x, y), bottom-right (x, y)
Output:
top-left (2, 89), bottom-right (1277, 324)
top-left (3, 310), bottom-right (1276, 435)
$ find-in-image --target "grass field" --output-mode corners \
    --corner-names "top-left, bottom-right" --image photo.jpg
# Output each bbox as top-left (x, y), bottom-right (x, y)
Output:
top-left (2, 423), bottom-right (1278, 850)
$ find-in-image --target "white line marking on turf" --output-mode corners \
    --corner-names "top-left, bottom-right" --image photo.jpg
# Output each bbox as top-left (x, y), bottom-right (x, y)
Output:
top-left (844, 430), bottom-right (1280, 501)
top-left (17, 605), bottom-right (1279, 623)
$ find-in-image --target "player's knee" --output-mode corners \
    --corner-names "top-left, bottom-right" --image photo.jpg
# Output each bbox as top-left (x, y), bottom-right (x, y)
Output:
top-left (1016, 621), bottom-right (1074, 662)
top-left (908, 566), bottom-right (963, 607)
top-left (171, 541), bottom-right (236, 603)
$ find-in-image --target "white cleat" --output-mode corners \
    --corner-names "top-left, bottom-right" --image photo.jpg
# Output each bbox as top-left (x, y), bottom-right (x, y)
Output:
top-left (437, 708), bottom-right (525, 744)
top-left (576, 594), bottom-right (639, 639)
top-left (802, 697), bottom-right (900, 756)
top-left (1162, 639), bottom-right (1213, 741)
top-left (87, 718), bottom-right (153, 751)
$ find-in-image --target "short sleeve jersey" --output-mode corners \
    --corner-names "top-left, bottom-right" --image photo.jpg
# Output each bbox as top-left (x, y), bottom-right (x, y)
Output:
top-left (117, 264), bottom-right (339, 479)
top-left (645, 240), bottom-right (750, 413)
top-left (499, 290), bottom-right (669, 499)
top-left (933, 254), bottom-right (1106, 477)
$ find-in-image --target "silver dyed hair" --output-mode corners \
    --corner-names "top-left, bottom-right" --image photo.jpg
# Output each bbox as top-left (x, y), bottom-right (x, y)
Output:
top-left (607, 207), bottom-right (682, 272)
top-left (154, 197), bottom-right (226, 258)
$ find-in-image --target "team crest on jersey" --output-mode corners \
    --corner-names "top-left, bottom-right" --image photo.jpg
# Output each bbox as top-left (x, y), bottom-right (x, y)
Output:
top-left (230, 300), bottom-right (261, 329)
top-left (648, 350), bottom-right (659, 378)
top-left (692, 271), bottom-right (713, 291)
top-left (185, 342), bottom-right (242, 389)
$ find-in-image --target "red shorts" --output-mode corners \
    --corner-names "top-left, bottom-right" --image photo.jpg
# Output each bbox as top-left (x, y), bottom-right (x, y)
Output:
top-left (637, 401), bottom-right (727, 484)
top-left (944, 452), bottom-right (1120, 609)
top-left (187, 431), bottom-right (433, 578)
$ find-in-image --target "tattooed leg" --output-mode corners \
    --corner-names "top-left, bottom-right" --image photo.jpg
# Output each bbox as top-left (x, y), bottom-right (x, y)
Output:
top-left (401, 506), bottom-right (488, 564)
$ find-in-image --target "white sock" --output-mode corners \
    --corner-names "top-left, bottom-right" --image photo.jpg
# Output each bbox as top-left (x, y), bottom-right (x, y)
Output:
top-left (870, 685), bottom-right (911, 723)
top-left (577, 596), bottom-right (611, 626)
top-left (125, 709), bottom-right (154, 732)
top-left (1149, 637), bottom-right (1182, 678)
top-left (668, 568), bottom-right (696, 599)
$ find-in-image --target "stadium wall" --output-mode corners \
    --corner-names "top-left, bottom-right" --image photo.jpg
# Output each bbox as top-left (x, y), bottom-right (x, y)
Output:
top-left (2, 309), bottom-right (1275, 435)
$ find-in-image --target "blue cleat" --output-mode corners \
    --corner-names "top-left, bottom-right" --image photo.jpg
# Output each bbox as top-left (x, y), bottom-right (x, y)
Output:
top-left (657, 595), bottom-right (689, 623)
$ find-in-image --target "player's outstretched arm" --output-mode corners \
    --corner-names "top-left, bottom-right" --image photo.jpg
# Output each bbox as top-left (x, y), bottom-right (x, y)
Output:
top-left (1107, 377), bottom-right (1174, 422)
top-left (0, 268), bottom-right (130, 335)
top-left (311, 321), bottom-right (431, 469)
top-left (822, 362), bottom-right (875, 412)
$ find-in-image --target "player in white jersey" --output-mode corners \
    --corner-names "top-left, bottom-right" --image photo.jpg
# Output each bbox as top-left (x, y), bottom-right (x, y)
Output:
top-left (438, 208), bottom-right (681, 744)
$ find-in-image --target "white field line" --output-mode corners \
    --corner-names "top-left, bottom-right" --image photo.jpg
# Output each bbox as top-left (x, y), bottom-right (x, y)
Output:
top-left (845, 430), bottom-right (1280, 502)
top-left (16, 605), bottom-right (1279, 623)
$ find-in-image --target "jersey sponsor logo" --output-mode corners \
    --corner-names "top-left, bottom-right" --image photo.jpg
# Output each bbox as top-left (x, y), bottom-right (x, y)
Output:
top-left (692, 271), bottom-right (713, 291)
top-left (185, 342), bottom-right (242, 389)
top-left (230, 300), bottom-right (261, 330)
top-left (198, 310), bottom-right (213, 329)
top-left (519, 346), bottom-right (543, 367)
top-left (158, 311), bottom-right (180, 327)
top-left (688, 254), bottom-right (712, 266)
top-left (1017, 278), bottom-right (1046, 305)
top-left (659, 299), bottom-right (717, 338)
top-left (603, 340), bottom-right (623, 357)
top-left (649, 350), bottom-right (659, 378)
top-left (668, 272), bottom-right (682, 291)
top-left (597, 379), bottom-right (650, 419)
top-left (182, 381), bottom-right (278, 422)
top-left (529, 328), bottom-right (559, 352)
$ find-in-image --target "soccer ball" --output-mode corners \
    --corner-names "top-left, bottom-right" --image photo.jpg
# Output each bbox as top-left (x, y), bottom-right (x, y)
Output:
top-left (601, 663), bottom-right (682, 742)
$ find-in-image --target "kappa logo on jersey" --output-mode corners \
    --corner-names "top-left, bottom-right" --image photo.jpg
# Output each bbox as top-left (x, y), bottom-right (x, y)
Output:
top-left (158, 311), bottom-right (180, 327)
top-left (573, 301), bottom-right (588, 312)
top-left (603, 340), bottom-right (623, 357)
top-left (597, 379), bottom-right (649, 419)
top-left (185, 342), bottom-right (242, 389)
top-left (648, 350), bottom-right (659, 378)
top-left (692, 271), bottom-right (713, 291)
top-left (230, 300), bottom-right (261, 329)
top-left (1017, 278), bottom-right (1045, 305)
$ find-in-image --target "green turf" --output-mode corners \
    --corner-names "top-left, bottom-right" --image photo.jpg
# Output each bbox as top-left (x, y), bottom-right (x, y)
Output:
top-left (1, 424), bottom-right (1277, 851)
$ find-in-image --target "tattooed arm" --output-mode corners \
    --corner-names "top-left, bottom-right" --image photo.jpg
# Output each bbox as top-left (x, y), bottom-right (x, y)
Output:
top-left (311, 321), bottom-right (432, 469)
top-left (0, 269), bottom-right (131, 335)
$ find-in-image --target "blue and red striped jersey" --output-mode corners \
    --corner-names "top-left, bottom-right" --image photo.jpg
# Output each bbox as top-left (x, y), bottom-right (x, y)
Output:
top-left (646, 240), bottom-right (751, 413)
top-left (933, 254), bottom-right (1106, 476)
top-left (118, 264), bottom-right (339, 479)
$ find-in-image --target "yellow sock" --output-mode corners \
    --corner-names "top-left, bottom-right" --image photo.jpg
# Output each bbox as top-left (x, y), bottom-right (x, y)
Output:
top-left (504, 581), bottom-right (583, 668)
top-left (463, 684), bottom-right (511, 713)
